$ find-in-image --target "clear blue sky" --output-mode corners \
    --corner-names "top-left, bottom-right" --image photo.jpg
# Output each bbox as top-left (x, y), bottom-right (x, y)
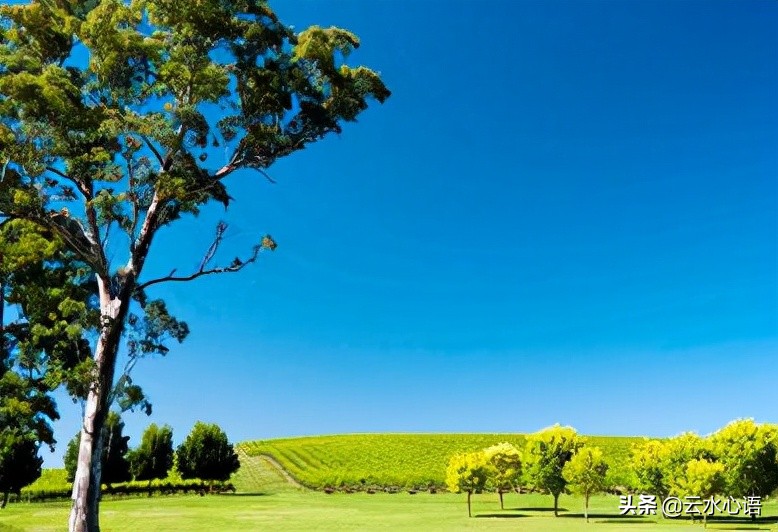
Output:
top-left (45, 0), bottom-right (777, 466)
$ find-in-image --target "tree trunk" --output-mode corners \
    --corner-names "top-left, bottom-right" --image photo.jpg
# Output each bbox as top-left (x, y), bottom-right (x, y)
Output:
top-left (2, 491), bottom-right (9, 509)
top-left (554, 492), bottom-right (559, 517)
top-left (68, 277), bottom-right (131, 532)
top-left (499, 490), bottom-right (504, 510)
top-left (467, 491), bottom-right (472, 517)
top-left (585, 493), bottom-right (589, 523)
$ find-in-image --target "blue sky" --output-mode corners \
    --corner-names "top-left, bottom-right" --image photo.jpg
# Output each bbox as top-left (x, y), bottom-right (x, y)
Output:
top-left (43, 0), bottom-right (777, 465)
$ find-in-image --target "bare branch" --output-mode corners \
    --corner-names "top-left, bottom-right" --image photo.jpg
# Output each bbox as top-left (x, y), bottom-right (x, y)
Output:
top-left (198, 221), bottom-right (227, 271)
top-left (136, 246), bottom-right (263, 291)
top-left (257, 168), bottom-right (277, 184)
top-left (136, 223), bottom-right (274, 291)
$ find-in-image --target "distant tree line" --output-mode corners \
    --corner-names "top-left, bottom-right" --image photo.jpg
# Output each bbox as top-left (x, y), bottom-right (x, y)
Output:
top-left (63, 418), bottom-right (240, 494)
top-left (447, 419), bottom-right (778, 522)
top-left (0, 418), bottom-right (240, 505)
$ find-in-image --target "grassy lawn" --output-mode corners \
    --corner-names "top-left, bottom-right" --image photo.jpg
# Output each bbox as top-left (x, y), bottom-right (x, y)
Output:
top-left (3, 455), bottom-right (777, 531)
top-left (2, 491), bottom-right (777, 531)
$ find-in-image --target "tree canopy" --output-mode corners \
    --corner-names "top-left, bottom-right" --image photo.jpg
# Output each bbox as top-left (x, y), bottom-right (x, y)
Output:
top-left (128, 423), bottom-right (174, 486)
top-left (562, 446), bottom-right (609, 523)
top-left (483, 442), bottom-right (521, 510)
top-left (176, 422), bottom-right (240, 485)
top-left (523, 425), bottom-right (584, 517)
top-left (445, 451), bottom-right (491, 518)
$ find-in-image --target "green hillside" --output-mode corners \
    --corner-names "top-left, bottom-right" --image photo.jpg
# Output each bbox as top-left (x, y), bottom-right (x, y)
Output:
top-left (239, 433), bottom-right (643, 490)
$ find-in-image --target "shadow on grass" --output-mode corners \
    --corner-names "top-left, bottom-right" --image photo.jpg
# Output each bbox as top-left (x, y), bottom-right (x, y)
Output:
top-left (475, 513), bottom-right (528, 519)
top-left (561, 513), bottom-right (649, 520)
top-left (704, 516), bottom-right (778, 525)
top-left (598, 520), bottom-right (656, 525)
top-left (222, 492), bottom-right (272, 497)
top-left (715, 526), bottom-right (770, 530)
top-left (512, 507), bottom-right (568, 512)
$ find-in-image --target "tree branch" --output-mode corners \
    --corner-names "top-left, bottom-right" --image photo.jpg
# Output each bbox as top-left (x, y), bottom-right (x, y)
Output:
top-left (135, 222), bottom-right (273, 291)
top-left (136, 247), bottom-right (262, 291)
top-left (139, 135), bottom-right (164, 168)
top-left (45, 167), bottom-right (92, 200)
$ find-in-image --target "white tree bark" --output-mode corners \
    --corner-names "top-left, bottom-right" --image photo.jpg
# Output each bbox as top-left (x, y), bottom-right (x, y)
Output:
top-left (68, 277), bottom-right (128, 532)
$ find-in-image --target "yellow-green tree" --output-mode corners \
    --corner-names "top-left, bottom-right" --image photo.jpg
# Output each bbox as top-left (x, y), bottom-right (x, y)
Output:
top-left (630, 439), bottom-right (671, 499)
top-left (709, 419), bottom-right (778, 503)
top-left (663, 433), bottom-right (712, 496)
top-left (523, 425), bottom-right (584, 516)
top-left (484, 442), bottom-right (521, 510)
top-left (674, 459), bottom-right (725, 528)
top-left (563, 447), bottom-right (609, 523)
top-left (446, 451), bottom-right (491, 517)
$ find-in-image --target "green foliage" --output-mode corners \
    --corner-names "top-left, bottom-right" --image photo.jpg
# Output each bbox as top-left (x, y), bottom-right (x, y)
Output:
top-left (176, 422), bottom-right (240, 483)
top-left (674, 459), bottom-right (725, 499)
top-left (445, 451), bottom-right (491, 494)
top-left (663, 432), bottom-right (713, 497)
top-left (64, 432), bottom-right (79, 484)
top-left (523, 425), bottom-right (584, 513)
top-left (483, 442), bottom-right (521, 507)
top-left (102, 411), bottom-right (132, 485)
top-left (0, 0), bottom-right (389, 243)
top-left (240, 434), bottom-right (638, 490)
top-left (18, 465), bottom-right (229, 503)
top-left (0, 430), bottom-right (42, 507)
top-left (630, 432), bottom-right (712, 498)
top-left (709, 419), bottom-right (778, 497)
top-left (128, 423), bottom-right (174, 483)
top-left (629, 439), bottom-right (671, 498)
top-left (445, 451), bottom-right (491, 517)
top-left (563, 447), bottom-right (609, 496)
top-left (563, 446), bottom-right (609, 521)
top-left (64, 412), bottom-right (131, 486)
top-left (0, 220), bottom-right (95, 402)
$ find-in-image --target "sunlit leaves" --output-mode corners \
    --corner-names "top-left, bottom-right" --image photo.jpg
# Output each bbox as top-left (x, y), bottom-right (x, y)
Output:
top-left (523, 425), bottom-right (584, 503)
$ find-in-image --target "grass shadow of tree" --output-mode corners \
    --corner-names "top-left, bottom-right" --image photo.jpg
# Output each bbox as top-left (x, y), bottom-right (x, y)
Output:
top-left (704, 516), bottom-right (778, 524)
top-left (511, 507), bottom-right (568, 512)
top-left (475, 513), bottom-right (528, 519)
top-left (560, 513), bottom-right (648, 520)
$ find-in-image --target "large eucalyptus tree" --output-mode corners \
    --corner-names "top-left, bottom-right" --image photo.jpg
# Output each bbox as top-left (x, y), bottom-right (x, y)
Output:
top-left (0, 1), bottom-right (389, 529)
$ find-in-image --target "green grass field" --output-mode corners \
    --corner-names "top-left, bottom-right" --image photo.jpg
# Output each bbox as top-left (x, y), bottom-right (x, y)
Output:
top-left (239, 433), bottom-right (640, 489)
top-left (3, 454), bottom-right (777, 531)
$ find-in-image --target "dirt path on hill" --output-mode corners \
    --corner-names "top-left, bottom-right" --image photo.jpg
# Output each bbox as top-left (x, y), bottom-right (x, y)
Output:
top-left (247, 450), bottom-right (305, 489)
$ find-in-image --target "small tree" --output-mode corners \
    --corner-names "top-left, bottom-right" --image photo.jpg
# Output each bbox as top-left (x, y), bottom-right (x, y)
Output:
top-left (0, 431), bottom-right (42, 508)
top-left (630, 439), bottom-right (671, 500)
top-left (563, 447), bottom-right (609, 523)
top-left (176, 422), bottom-right (239, 490)
top-left (523, 425), bottom-right (584, 517)
top-left (65, 412), bottom-right (131, 487)
top-left (446, 451), bottom-right (491, 517)
top-left (674, 459), bottom-right (725, 528)
top-left (483, 442), bottom-right (521, 510)
top-left (663, 433), bottom-right (712, 497)
top-left (709, 419), bottom-right (778, 506)
top-left (128, 424), bottom-right (174, 494)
